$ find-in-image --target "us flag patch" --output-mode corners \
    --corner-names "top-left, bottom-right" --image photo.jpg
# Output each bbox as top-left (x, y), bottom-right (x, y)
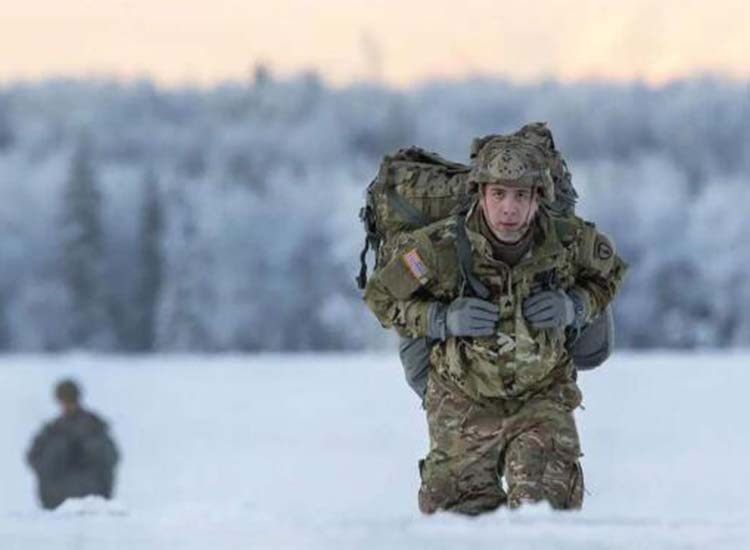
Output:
top-left (402, 249), bottom-right (429, 285)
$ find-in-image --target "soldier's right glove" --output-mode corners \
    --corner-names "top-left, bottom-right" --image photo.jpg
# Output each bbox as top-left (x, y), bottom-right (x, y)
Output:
top-left (427, 297), bottom-right (499, 341)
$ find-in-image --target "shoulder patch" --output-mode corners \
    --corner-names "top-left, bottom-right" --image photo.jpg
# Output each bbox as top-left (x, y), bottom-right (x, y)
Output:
top-left (578, 226), bottom-right (616, 275)
top-left (402, 249), bottom-right (429, 285)
top-left (595, 237), bottom-right (613, 261)
top-left (377, 244), bottom-right (429, 299)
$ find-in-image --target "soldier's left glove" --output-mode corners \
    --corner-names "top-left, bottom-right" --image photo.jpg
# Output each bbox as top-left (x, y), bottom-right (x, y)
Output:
top-left (522, 288), bottom-right (588, 330)
top-left (398, 336), bottom-right (431, 400)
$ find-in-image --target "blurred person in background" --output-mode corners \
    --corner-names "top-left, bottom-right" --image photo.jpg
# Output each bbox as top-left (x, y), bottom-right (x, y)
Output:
top-left (26, 379), bottom-right (119, 510)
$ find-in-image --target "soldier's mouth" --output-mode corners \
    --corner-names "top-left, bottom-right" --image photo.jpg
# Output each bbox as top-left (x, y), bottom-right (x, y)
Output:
top-left (498, 222), bottom-right (520, 229)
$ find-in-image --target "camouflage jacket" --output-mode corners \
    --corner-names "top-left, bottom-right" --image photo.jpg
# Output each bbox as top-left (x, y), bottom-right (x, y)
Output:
top-left (364, 205), bottom-right (628, 402)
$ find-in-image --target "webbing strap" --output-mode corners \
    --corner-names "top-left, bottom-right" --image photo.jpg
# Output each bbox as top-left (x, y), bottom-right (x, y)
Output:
top-left (453, 215), bottom-right (491, 300)
top-left (356, 237), bottom-right (370, 289)
top-left (386, 188), bottom-right (431, 228)
top-left (356, 201), bottom-right (381, 290)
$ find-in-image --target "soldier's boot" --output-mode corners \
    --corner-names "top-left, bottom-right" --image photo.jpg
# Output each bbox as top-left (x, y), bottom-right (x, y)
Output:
top-left (418, 455), bottom-right (507, 515)
top-left (503, 425), bottom-right (584, 510)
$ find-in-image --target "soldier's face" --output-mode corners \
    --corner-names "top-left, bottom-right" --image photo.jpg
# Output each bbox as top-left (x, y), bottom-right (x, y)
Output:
top-left (57, 398), bottom-right (79, 416)
top-left (480, 183), bottom-right (539, 242)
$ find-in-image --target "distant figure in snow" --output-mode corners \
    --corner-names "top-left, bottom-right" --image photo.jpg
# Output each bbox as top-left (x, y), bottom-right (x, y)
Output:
top-left (26, 379), bottom-right (119, 510)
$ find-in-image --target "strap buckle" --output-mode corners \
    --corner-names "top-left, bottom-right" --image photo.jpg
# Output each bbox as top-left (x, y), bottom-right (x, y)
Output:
top-left (496, 331), bottom-right (516, 355)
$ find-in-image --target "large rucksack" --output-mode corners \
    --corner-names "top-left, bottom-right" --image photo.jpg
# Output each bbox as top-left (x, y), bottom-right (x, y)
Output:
top-left (356, 122), bottom-right (577, 290)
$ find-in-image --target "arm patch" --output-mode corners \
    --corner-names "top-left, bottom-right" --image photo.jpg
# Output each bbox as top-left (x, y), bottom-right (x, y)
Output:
top-left (379, 248), bottom-right (430, 299)
top-left (579, 225), bottom-right (616, 275)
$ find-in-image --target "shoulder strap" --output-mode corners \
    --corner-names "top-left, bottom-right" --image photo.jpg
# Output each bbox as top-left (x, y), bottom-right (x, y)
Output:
top-left (549, 213), bottom-right (580, 245)
top-left (386, 188), bottom-right (431, 227)
top-left (453, 215), bottom-right (491, 300)
top-left (356, 196), bottom-right (381, 289)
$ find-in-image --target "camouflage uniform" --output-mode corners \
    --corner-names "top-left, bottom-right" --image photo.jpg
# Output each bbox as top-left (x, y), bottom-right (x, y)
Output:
top-left (27, 408), bottom-right (119, 509)
top-left (364, 169), bottom-right (627, 513)
top-left (420, 371), bottom-right (583, 513)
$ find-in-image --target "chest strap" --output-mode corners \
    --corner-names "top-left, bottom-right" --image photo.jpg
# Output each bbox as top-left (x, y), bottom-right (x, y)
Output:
top-left (453, 215), bottom-right (491, 300)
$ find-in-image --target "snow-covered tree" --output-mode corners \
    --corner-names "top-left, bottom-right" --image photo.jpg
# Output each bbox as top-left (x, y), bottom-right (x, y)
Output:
top-left (0, 76), bottom-right (748, 351)
top-left (132, 167), bottom-right (164, 351)
top-left (156, 182), bottom-right (215, 350)
top-left (0, 98), bottom-right (14, 151)
top-left (60, 136), bottom-right (114, 348)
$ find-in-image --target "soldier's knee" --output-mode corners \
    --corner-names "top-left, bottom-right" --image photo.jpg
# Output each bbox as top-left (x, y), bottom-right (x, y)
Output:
top-left (418, 458), bottom-right (454, 514)
top-left (418, 458), bottom-right (507, 515)
top-left (569, 463), bottom-right (584, 508)
top-left (507, 481), bottom-right (543, 509)
top-left (419, 482), bottom-right (506, 516)
top-left (504, 427), bottom-right (583, 510)
top-left (418, 475), bottom-right (452, 514)
top-left (449, 493), bottom-right (506, 516)
top-left (541, 435), bottom-right (584, 509)
top-left (506, 459), bottom-right (583, 510)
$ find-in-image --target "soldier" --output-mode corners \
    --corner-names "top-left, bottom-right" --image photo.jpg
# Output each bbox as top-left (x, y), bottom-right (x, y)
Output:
top-left (364, 136), bottom-right (627, 514)
top-left (26, 379), bottom-right (120, 510)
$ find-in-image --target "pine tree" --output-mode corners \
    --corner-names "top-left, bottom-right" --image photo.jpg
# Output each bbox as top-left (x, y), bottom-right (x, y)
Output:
top-left (134, 167), bottom-right (164, 351)
top-left (0, 98), bottom-right (14, 151)
top-left (155, 184), bottom-right (215, 350)
top-left (0, 289), bottom-right (9, 350)
top-left (61, 136), bottom-right (114, 348)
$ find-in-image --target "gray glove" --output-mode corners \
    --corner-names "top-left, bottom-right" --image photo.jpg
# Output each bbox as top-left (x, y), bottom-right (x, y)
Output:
top-left (522, 289), bottom-right (587, 330)
top-left (398, 336), bottom-right (431, 400)
top-left (570, 305), bottom-right (614, 370)
top-left (427, 297), bottom-right (499, 341)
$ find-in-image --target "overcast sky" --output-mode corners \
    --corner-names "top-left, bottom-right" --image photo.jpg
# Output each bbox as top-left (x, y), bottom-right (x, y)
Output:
top-left (2, 0), bottom-right (748, 87)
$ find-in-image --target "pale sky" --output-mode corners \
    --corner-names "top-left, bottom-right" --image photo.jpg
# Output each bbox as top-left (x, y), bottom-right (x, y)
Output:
top-left (2, 0), bottom-right (749, 87)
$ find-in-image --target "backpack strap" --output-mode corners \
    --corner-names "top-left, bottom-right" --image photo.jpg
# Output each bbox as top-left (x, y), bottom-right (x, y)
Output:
top-left (386, 188), bottom-right (431, 227)
top-left (356, 232), bottom-right (373, 290)
top-left (453, 215), bottom-right (491, 300)
top-left (356, 196), bottom-right (382, 289)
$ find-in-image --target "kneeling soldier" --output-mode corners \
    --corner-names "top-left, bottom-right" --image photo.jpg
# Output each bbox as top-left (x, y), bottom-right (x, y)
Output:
top-left (27, 379), bottom-right (120, 510)
top-left (365, 136), bottom-right (627, 514)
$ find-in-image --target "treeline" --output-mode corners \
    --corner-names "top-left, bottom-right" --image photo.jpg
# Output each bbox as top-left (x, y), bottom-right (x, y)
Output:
top-left (0, 75), bottom-right (748, 351)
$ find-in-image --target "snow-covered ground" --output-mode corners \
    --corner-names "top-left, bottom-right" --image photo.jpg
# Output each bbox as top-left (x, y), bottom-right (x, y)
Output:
top-left (1, 352), bottom-right (749, 549)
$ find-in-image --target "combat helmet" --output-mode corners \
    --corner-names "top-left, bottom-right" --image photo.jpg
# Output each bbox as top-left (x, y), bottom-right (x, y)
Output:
top-left (468, 136), bottom-right (555, 204)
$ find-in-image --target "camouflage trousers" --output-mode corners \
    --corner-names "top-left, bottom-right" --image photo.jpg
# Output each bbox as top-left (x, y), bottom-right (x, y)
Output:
top-left (418, 373), bottom-right (584, 515)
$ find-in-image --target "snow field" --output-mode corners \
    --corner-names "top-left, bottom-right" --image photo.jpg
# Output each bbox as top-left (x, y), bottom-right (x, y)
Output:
top-left (1, 352), bottom-right (749, 549)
